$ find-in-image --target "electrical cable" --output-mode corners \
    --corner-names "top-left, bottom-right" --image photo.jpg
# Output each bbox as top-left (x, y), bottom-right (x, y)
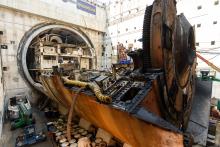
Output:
top-left (196, 51), bottom-right (220, 55)
top-left (197, 54), bottom-right (220, 64)
top-left (197, 46), bottom-right (220, 51)
top-left (208, 54), bottom-right (220, 60)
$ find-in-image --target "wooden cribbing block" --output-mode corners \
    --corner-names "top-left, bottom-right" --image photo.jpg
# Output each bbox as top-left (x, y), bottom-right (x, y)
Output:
top-left (79, 118), bottom-right (92, 130)
top-left (96, 128), bottom-right (112, 144)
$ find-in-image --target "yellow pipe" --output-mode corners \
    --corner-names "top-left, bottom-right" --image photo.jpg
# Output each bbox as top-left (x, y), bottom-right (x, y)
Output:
top-left (62, 77), bottom-right (112, 103)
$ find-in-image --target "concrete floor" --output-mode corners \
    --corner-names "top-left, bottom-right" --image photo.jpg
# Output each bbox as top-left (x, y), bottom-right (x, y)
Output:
top-left (1, 108), bottom-right (54, 147)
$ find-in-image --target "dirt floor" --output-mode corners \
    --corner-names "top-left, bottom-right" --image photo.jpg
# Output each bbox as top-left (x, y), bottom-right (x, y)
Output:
top-left (0, 108), bottom-right (54, 147)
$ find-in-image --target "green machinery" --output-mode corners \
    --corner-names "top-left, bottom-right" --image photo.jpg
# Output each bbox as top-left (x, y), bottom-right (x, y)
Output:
top-left (11, 102), bottom-right (35, 130)
top-left (199, 70), bottom-right (220, 82)
top-left (197, 53), bottom-right (220, 82)
top-left (199, 70), bottom-right (220, 111)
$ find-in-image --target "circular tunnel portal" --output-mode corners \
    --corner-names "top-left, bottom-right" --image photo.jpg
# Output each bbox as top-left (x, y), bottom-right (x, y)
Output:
top-left (17, 23), bottom-right (95, 93)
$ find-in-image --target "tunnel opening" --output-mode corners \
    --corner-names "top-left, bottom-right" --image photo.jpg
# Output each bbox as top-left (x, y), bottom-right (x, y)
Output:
top-left (18, 23), bottom-right (95, 93)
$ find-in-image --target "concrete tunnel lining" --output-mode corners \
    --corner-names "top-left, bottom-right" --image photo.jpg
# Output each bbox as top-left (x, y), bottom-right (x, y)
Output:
top-left (17, 23), bottom-right (96, 93)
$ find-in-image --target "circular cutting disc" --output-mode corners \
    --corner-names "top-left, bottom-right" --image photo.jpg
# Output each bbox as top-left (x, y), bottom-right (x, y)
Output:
top-left (142, 0), bottom-right (196, 129)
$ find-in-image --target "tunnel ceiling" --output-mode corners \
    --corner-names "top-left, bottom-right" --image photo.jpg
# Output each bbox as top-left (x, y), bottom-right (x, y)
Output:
top-left (34, 28), bottom-right (86, 45)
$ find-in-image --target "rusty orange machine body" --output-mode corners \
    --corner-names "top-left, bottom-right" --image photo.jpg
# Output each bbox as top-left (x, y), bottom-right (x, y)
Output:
top-left (36, 0), bottom-right (197, 146)
top-left (40, 75), bottom-right (184, 147)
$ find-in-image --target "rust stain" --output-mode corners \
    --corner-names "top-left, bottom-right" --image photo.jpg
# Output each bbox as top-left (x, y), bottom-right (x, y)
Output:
top-left (40, 75), bottom-right (184, 147)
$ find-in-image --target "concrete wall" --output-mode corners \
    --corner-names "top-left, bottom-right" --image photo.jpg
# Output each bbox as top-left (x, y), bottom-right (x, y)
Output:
top-left (0, 0), bottom-right (106, 131)
top-left (103, 0), bottom-right (220, 73)
top-left (0, 46), bottom-right (5, 136)
top-left (177, 0), bottom-right (220, 74)
top-left (212, 81), bottom-right (220, 99)
top-left (104, 0), bottom-right (220, 99)
top-left (177, 0), bottom-right (220, 98)
top-left (0, 0), bottom-right (106, 32)
top-left (103, 0), bottom-right (153, 69)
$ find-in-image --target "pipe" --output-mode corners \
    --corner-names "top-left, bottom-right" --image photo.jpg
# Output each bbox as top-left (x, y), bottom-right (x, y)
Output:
top-left (196, 53), bottom-right (220, 73)
top-left (67, 87), bottom-right (84, 141)
top-left (62, 77), bottom-right (112, 103)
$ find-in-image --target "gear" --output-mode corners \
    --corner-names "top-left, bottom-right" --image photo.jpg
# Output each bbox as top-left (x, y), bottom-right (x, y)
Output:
top-left (142, 0), bottom-right (196, 130)
top-left (142, 5), bottom-right (153, 72)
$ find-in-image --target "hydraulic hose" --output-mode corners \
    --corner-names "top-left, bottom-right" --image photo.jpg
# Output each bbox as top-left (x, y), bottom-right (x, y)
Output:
top-left (62, 77), bottom-right (112, 103)
top-left (67, 87), bottom-right (84, 141)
